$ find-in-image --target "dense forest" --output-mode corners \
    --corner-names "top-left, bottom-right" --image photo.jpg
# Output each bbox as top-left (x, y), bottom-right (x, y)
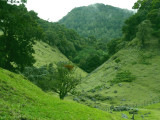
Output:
top-left (59, 3), bottom-right (133, 42)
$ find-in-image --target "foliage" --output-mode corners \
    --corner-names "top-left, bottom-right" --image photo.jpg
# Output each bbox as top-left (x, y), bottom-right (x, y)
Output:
top-left (73, 47), bottom-right (109, 73)
top-left (122, 0), bottom-right (160, 42)
top-left (0, 1), bottom-right (42, 72)
top-left (106, 38), bottom-right (125, 56)
top-left (38, 19), bottom-right (83, 58)
top-left (59, 3), bottom-right (133, 42)
top-left (52, 62), bottom-right (81, 99)
top-left (38, 19), bottom-right (109, 72)
top-left (111, 70), bottom-right (136, 83)
top-left (23, 62), bottom-right (81, 100)
top-left (136, 20), bottom-right (153, 47)
top-left (23, 63), bottom-right (54, 91)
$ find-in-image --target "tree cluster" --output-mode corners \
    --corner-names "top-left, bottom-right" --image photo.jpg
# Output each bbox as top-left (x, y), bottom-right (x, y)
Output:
top-left (0, 0), bottom-right (42, 72)
top-left (122, 0), bottom-right (160, 43)
top-left (23, 62), bottom-right (81, 100)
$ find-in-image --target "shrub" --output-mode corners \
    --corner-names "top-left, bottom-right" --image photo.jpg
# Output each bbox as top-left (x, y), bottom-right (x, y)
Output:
top-left (112, 70), bottom-right (136, 83)
top-left (23, 63), bottom-right (55, 91)
top-left (51, 62), bottom-right (81, 99)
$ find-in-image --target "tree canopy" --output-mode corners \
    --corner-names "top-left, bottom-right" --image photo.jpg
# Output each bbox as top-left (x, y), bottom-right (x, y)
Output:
top-left (122, 0), bottom-right (160, 41)
top-left (59, 3), bottom-right (133, 42)
top-left (0, 0), bottom-right (42, 71)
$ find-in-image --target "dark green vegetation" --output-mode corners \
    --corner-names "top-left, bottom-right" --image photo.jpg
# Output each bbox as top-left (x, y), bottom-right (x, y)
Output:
top-left (59, 3), bottom-right (133, 42)
top-left (122, 0), bottom-right (160, 42)
top-left (0, 0), bottom-right (42, 72)
top-left (38, 19), bottom-right (82, 59)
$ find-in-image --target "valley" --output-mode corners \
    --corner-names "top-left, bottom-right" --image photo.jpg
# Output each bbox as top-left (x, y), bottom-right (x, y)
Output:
top-left (0, 0), bottom-right (160, 119)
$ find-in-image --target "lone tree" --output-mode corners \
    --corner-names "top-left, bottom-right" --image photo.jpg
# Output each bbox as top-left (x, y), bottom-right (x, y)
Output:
top-left (52, 62), bottom-right (81, 100)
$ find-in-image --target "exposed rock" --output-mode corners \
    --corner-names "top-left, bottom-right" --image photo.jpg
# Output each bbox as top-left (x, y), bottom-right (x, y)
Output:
top-left (121, 113), bottom-right (128, 119)
top-left (73, 98), bottom-right (80, 102)
top-left (121, 99), bottom-right (126, 101)
top-left (106, 86), bottom-right (110, 89)
top-left (118, 83), bottom-right (123, 87)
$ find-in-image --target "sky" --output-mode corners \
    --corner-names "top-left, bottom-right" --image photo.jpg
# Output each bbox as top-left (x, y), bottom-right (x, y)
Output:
top-left (26, 0), bottom-right (137, 22)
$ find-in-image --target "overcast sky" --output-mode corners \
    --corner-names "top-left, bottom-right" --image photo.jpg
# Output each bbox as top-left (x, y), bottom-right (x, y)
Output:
top-left (26, 0), bottom-right (137, 22)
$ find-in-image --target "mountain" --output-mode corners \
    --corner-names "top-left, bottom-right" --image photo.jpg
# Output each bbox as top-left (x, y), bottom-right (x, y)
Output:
top-left (0, 68), bottom-right (115, 120)
top-left (59, 3), bottom-right (133, 42)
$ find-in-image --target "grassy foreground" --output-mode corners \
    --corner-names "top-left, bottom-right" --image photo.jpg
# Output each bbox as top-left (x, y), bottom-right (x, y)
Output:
top-left (0, 68), bottom-right (115, 120)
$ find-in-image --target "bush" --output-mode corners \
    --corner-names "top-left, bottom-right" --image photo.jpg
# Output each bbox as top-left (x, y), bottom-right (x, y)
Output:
top-left (51, 62), bottom-right (81, 99)
top-left (112, 70), bottom-right (136, 83)
top-left (23, 63), bottom-right (55, 91)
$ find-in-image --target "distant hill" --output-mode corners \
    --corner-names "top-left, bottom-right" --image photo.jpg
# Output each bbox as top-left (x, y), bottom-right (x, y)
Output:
top-left (59, 3), bottom-right (133, 42)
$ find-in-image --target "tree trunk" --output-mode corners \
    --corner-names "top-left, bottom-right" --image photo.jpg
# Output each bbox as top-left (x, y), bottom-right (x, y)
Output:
top-left (59, 91), bottom-right (65, 100)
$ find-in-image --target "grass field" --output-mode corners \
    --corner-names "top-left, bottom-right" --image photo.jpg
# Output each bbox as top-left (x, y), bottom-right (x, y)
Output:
top-left (0, 68), bottom-right (116, 120)
top-left (1, 68), bottom-right (160, 120)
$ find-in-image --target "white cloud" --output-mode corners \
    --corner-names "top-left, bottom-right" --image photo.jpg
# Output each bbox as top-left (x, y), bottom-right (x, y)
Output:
top-left (26, 0), bottom-right (137, 22)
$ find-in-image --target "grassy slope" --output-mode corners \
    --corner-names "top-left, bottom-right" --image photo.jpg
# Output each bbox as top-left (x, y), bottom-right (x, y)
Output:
top-left (0, 68), bottom-right (116, 120)
top-left (33, 41), bottom-right (87, 77)
top-left (77, 38), bottom-right (160, 107)
top-left (112, 103), bottom-right (160, 120)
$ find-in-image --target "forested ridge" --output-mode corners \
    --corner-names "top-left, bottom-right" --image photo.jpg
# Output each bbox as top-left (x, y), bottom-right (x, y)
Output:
top-left (59, 3), bottom-right (133, 42)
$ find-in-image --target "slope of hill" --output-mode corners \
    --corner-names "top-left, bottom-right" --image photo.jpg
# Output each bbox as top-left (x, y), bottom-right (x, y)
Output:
top-left (76, 37), bottom-right (160, 108)
top-left (33, 41), bottom-right (87, 77)
top-left (59, 3), bottom-right (133, 42)
top-left (0, 68), bottom-right (117, 120)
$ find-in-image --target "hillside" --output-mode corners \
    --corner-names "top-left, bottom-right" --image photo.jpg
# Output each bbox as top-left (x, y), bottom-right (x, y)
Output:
top-left (0, 68), bottom-right (117, 120)
top-left (1, 68), bottom-right (160, 120)
top-left (33, 41), bottom-right (87, 77)
top-left (59, 3), bottom-right (133, 42)
top-left (75, 38), bottom-right (160, 109)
